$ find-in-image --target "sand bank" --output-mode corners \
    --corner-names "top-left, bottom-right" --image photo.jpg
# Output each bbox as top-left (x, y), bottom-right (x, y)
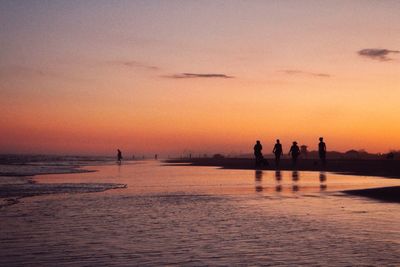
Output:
top-left (344, 186), bottom-right (400, 203)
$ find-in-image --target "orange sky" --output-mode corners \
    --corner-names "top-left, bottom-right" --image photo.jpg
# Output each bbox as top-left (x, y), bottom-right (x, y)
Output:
top-left (0, 1), bottom-right (399, 156)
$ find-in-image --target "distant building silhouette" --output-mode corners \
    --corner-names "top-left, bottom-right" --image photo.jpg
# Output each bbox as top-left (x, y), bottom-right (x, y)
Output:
top-left (344, 149), bottom-right (360, 159)
top-left (212, 153), bottom-right (225, 159)
top-left (386, 152), bottom-right (395, 160)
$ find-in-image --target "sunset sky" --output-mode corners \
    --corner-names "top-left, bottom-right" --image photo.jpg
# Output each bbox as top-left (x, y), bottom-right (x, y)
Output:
top-left (1, 0), bottom-right (399, 156)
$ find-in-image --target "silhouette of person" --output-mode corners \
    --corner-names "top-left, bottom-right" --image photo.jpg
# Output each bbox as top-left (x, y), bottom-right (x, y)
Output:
top-left (155, 154), bottom-right (158, 160)
top-left (254, 140), bottom-right (263, 167)
top-left (318, 137), bottom-right (327, 166)
top-left (272, 139), bottom-right (283, 167)
top-left (289, 141), bottom-right (300, 166)
top-left (117, 149), bottom-right (123, 163)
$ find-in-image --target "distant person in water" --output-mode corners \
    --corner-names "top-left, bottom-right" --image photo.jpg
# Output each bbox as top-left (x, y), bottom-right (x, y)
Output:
top-left (318, 137), bottom-right (327, 166)
top-left (289, 141), bottom-right (300, 166)
top-left (272, 139), bottom-right (283, 167)
top-left (254, 140), bottom-right (264, 167)
top-left (117, 149), bottom-right (123, 163)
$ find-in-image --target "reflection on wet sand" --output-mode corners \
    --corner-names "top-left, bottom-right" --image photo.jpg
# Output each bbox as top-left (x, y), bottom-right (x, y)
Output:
top-left (271, 170), bottom-right (329, 194)
top-left (319, 171), bottom-right (327, 191)
top-left (292, 170), bottom-right (300, 192)
top-left (275, 170), bottom-right (282, 192)
top-left (255, 170), bottom-right (263, 192)
top-left (291, 170), bottom-right (299, 181)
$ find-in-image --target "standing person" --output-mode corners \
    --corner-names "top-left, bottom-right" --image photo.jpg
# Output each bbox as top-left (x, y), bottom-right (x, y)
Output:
top-left (253, 140), bottom-right (263, 167)
top-left (289, 141), bottom-right (300, 166)
top-left (117, 149), bottom-right (123, 163)
top-left (318, 137), bottom-right (327, 166)
top-left (272, 139), bottom-right (283, 167)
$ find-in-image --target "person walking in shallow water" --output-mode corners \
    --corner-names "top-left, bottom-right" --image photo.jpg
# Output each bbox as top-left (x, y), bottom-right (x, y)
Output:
top-left (253, 140), bottom-right (263, 167)
top-left (289, 141), bottom-right (300, 166)
top-left (273, 139), bottom-right (283, 167)
top-left (117, 149), bottom-right (123, 163)
top-left (318, 137), bottom-right (326, 166)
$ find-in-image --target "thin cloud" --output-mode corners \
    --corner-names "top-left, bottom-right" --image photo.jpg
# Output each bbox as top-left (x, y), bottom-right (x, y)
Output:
top-left (110, 60), bottom-right (160, 71)
top-left (358, 48), bottom-right (399, 61)
top-left (0, 65), bottom-right (59, 79)
top-left (279, 69), bottom-right (331, 78)
top-left (165, 73), bottom-right (234, 79)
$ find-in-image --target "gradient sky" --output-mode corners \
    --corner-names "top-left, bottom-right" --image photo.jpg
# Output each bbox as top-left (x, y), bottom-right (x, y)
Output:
top-left (1, 0), bottom-right (399, 156)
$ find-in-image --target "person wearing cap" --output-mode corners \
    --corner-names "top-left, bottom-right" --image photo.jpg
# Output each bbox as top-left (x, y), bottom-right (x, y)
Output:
top-left (289, 141), bottom-right (300, 166)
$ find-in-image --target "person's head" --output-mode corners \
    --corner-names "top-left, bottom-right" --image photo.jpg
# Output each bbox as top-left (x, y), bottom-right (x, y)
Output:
top-left (293, 141), bottom-right (297, 145)
top-left (319, 137), bottom-right (323, 142)
top-left (276, 139), bottom-right (280, 143)
top-left (256, 140), bottom-right (260, 144)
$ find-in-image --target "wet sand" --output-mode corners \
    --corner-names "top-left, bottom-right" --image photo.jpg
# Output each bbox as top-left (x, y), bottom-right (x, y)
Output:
top-left (0, 181), bottom-right (127, 208)
top-left (1, 162), bottom-right (399, 266)
top-left (165, 158), bottom-right (400, 202)
top-left (0, 157), bottom-right (128, 208)
top-left (165, 158), bottom-right (400, 178)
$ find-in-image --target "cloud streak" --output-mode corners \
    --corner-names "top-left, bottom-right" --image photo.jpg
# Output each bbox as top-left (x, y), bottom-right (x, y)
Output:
top-left (279, 69), bottom-right (331, 78)
top-left (110, 60), bottom-right (160, 71)
top-left (358, 48), bottom-right (399, 61)
top-left (165, 73), bottom-right (235, 79)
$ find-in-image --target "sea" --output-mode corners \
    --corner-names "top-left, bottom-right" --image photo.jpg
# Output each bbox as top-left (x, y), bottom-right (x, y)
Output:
top-left (0, 155), bottom-right (399, 266)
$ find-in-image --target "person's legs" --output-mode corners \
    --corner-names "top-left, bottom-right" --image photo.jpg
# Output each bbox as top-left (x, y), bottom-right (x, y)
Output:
top-left (275, 154), bottom-right (280, 167)
top-left (292, 156), bottom-right (297, 166)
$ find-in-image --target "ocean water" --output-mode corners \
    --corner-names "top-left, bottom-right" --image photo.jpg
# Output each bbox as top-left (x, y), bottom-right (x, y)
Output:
top-left (0, 161), bottom-right (399, 266)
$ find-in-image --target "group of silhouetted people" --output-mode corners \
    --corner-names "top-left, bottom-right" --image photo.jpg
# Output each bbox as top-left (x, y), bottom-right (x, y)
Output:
top-left (254, 138), bottom-right (326, 168)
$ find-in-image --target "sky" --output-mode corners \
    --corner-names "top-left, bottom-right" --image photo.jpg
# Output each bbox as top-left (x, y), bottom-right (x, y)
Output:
top-left (0, 0), bottom-right (399, 156)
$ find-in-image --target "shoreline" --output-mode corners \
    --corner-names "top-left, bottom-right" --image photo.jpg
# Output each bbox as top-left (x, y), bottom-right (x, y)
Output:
top-left (0, 160), bottom-right (128, 208)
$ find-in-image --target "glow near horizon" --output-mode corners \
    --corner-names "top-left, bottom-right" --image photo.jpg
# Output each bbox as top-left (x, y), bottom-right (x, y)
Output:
top-left (0, 0), bottom-right (399, 155)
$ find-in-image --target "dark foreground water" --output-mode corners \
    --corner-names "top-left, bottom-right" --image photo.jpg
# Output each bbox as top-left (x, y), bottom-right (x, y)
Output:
top-left (0, 161), bottom-right (399, 266)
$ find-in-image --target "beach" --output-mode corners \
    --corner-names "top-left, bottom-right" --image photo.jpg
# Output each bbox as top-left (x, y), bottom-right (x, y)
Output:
top-left (1, 160), bottom-right (399, 266)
